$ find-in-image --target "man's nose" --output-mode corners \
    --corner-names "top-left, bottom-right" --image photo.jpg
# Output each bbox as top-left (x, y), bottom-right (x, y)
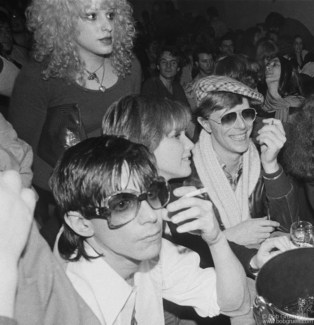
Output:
top-left (138, 201), bottom-right (159, 224)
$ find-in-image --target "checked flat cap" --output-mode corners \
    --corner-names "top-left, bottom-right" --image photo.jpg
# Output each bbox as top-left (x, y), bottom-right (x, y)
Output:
top-left (194, 75), bottom-right (264, 106)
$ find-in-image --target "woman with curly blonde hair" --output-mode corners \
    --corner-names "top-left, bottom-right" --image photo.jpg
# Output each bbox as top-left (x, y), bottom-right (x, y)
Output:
top-left (9, 0), bottom-right (142, 242)
top-left (28, 0), bottom-right (136, 81)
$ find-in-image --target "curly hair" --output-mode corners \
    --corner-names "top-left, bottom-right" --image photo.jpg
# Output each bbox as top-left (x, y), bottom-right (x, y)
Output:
top-left (26, 0), bottom-right (136, 81)
top-left (282, 95), bottom-right (314, 180)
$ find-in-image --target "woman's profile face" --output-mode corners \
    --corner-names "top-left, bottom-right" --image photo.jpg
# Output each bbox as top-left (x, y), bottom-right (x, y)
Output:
top-left (153, 128), bottom-right (194, 181)
top-left (75, 0), bottom-right (115, 59)
top-left (265, 57), bottom-right (281, 83)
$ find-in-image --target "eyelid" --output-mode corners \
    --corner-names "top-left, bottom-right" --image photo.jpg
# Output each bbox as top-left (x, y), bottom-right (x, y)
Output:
top-left (84, 12), bottom-right (97, 20)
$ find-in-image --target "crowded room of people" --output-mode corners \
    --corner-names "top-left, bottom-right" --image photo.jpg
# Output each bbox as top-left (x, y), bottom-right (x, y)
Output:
top-left (1, 0), bottom-right (314, 324)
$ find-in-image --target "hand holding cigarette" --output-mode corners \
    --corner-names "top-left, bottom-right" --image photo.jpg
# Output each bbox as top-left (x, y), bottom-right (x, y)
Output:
top-left (165, 186), bottom-right (222, 245)
top-left (256, 118), bottom-right (286, 174)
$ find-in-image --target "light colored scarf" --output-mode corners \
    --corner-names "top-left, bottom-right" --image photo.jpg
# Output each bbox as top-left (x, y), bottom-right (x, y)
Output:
top-left (263, 91), bottom-right (304, 123)
top-left (193, 130), bottom-right (261, 228)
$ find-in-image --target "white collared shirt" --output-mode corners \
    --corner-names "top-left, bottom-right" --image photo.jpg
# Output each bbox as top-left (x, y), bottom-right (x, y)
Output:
top-left (65, 239), bottom-right (219, 325)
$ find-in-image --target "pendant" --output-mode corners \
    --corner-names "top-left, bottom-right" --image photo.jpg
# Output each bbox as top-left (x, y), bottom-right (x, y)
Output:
top-left (88, 73), bottom-right (97, 80)
top-left (99, 85), bottom-right (106, 92)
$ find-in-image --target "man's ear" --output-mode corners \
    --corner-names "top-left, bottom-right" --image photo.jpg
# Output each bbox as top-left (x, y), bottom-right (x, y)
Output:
top-left (197, 116), bottom-right (212, 134)
top-left (64, 211), bottom-right (94, 238)
top-left (157, 64), bottom-right (160, 71)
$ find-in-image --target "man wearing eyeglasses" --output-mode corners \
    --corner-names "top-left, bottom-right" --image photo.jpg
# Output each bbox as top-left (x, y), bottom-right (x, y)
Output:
top-left (50, 135), bottom-right (250, 325)
top-left (168, 75), bottom-right (298, 324)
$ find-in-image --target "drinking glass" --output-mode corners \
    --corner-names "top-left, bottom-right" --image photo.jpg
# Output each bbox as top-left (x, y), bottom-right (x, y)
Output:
top-left (290, 221), bottom-right (314, 247)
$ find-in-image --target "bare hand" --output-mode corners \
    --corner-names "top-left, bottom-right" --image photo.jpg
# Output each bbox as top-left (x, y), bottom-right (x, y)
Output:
top-left (224, 217), bottom-right (280, 246)
top-left (256, 118), bottom-right (286, 173)
top-left (166, 186), bottom-right (222, 245)
top-left (251, 235), bottom-right (295, 269)
top-left (0, 171), bottom-right (36, 266)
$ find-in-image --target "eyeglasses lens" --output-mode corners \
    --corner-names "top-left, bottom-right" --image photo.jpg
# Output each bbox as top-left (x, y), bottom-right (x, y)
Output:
top-left (108, 193), bottom-right (138, 227)
top-left (221, 108), bottom-right (256, 128)
top-left (147, 179), bottom-right (170, 209)
top-left (107, 179), bottom-right (170, 228)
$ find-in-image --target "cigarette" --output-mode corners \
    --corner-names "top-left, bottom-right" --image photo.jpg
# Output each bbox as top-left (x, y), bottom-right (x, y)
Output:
top-left (184, 188), bottom-right (208, 198)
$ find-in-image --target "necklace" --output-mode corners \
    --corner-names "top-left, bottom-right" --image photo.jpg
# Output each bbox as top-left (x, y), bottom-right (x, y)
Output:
top-left (85, 62), bottom-right (106, 92)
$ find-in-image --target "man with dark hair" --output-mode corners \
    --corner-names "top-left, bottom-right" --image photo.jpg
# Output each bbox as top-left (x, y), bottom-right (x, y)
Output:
top-left (184, 46), bottom-right (215, 111)
top-left (142, 45), bottom-right (189, 106)
top-left (51, 135), bottom-right (249, 325)
top-left (218, 33), bottom-right (235, 59)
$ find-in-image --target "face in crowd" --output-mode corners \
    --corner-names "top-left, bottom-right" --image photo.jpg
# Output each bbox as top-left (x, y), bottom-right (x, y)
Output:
top-left (158, 51), bottom-right (180, 80)
top-left (265, 57), bottom-right (281, 84)
top-left (74, 0), bottom-right (116, 58)
top-left (219, 39), bottom-right (234, 57)
top-left (196, 53), bottom-right (214, 76)
top-left (199, 97), bottom-right (256, 159)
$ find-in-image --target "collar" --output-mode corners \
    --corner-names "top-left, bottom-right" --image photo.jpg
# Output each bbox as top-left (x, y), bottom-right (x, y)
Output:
top-left (66, 244), bottom-right (135, 325)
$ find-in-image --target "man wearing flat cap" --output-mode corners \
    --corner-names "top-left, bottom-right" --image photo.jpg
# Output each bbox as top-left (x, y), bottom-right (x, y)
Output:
top-left (167, 75), bottom-right (298, 324)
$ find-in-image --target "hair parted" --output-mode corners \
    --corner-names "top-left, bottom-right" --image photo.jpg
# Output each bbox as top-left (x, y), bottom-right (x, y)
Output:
top-left (26, 0), bottom-right (136, 81)
top-left (102, 94), bottom-right (191, 152)
top-left (50, 135), bottom-right (158, 261)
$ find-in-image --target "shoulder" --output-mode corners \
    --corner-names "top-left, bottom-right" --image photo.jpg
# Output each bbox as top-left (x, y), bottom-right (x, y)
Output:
top-left (131, 56), bottom-right (141, 73)
top-left (142, 77), bottom-right (159, 88)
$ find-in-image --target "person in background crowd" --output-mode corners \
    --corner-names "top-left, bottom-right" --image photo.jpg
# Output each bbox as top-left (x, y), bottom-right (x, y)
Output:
top-left (289, 35), bottom-right (309, 71)
top-left (0, 9), bottom-right (28, 68)
top-left (255, 39), bottom-right (279, 95)
top-left (206, 6), bottom-right (228, 40)
top-left (282, 95), bottom-right (314, 218)
top-left (262, 56), bottom-right (304, 124)
top-left (184, 45), bottom-right (215, 112)
top-left (142, 45), bottom-right (189, 107)
top-left (217, 33), bottom-right (235, 60)
top-left (264, 11), bottom-right (314, 53)
top-left (9, 0), bottom-right (141, 246)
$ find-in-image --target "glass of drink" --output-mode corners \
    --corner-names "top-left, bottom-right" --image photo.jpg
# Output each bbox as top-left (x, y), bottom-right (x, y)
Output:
top-left (290, 221), bottom-right (314, 247)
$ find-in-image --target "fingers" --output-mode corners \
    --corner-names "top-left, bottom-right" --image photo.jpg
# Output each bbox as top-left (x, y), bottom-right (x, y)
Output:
top-left (167, 196), bottom-right (212, 214)
top-left (253, 219), bottom-right (280, 228)
top-left (261, 118), bottom-right (285, 135)
top-left (257, 119), bottom-right (286, 145)
top-left (259, 226), bottom-right (276, 234)
top-left (170, 206), bottom-right (201, 224)
top-left (176, 218), bottom-right (201, 234)
top-left (256, 133), bottom-right (286, 152)
top-left (260, 236), bottom-right (291, 253)
top-left (172, 186), bottom-right (197, 197)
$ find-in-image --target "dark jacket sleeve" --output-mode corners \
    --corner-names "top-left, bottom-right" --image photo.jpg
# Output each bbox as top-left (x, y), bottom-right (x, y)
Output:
top-left (229, 241), bottom-right (258, 278)
top-left (263, 165), bottom-right (298, 231)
